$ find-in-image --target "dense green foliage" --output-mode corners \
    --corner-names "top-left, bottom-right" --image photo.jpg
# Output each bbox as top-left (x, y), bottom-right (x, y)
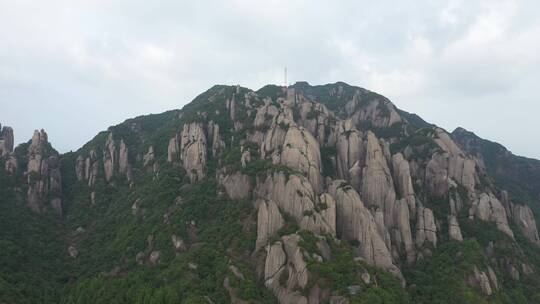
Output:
top-left (0, 160), bottom-right (68, 303)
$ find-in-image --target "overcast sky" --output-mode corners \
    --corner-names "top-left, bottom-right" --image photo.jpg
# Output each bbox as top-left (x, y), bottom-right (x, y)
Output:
top-left (1, 0), bottom-right (539, 159)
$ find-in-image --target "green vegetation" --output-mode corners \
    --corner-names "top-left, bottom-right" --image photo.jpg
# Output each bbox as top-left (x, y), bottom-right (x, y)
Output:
top-left (304, 236), bottom-right (410, 303)
top-left (406, 240), bottom-right (488, 304)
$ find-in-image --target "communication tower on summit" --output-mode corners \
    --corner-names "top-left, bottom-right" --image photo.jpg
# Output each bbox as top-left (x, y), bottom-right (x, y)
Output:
top-left (284, 67), bottom-right (287, 87)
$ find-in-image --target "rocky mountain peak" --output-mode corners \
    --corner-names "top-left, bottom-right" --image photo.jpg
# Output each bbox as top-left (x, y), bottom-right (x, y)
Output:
top-left (0, 123), bottom-right (14, 156)
top-left (2, 82), bottom-right (540, 303)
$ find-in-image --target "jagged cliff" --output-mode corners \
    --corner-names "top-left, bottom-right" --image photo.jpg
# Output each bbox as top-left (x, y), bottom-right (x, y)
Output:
top-left (1, 82), bottom-right (540, 303)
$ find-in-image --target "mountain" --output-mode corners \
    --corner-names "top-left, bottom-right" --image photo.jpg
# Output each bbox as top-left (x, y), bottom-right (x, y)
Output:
top-left (1, 82), bottom-right (540, 303)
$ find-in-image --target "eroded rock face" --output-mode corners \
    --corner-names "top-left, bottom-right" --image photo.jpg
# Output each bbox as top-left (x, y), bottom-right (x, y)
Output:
top-left (25, 130), bottom-right (63, 215)
top-left (280, 126), bottom-right (323, 193)
top-left (426, 128), bottom-right (476, 196)
top-left (86, 150), bottom-right (99, 188)
top-left (394, 198), bottom-right (415, 263)
top-left (167, 135), bottom-right (179, 162)
top-left (180, 122), bottom-right (207, 182)
top-left (448, 215), bottom-right (464, 241)
top-left (143, 146), bottom-right (155, 167)
top-left (346, 97), bottom-right (402, 129)
top-left (392, 153), bottom-right (416, 215)
top-left (241, 150), bottom-right (251, 168)
top-left (261, 123), bottom-right (288, 159)
top-left (361, 132), bottom-right (395, 212)
top-left (468, 266), bottom-right (497, 296)
top-left (425, 152), bottom-right (450, 196)
top-left (75, 155), bottom-right (85, 181)
top-left (256, 199), bottom-right (284, 250)
top-left (118, 139), bottom-right (132, 181)
top-left (469, 193), bottom-right (514, 238)
top-left (336, 121), bottom-right (363, 185)
top-left (416, 205), bottom-right (437, 248)
top-left (0, 124), bottom-right (14, 156)
top-left (103, 133), bottom-right (116, 182)
top-left (256, 172), bottom-right (334, 236)
top-left (4, 155), bottom-right (17, 173)
top-left (264, 235), bottom-right (309, 304)
top-left (220, 172), bottom-right (251, 201)
top-left (327, 180), bottom-right (403, 282)
top-left (512, 204), bottom-right (540, 246)
top-left (296, 98), bottom-right (332, 145)
top-left (207, 121), bottom-right (225, 157)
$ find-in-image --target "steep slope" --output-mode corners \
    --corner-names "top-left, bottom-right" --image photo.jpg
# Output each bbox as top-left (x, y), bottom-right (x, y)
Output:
top-left (452, 127), bottom-right (540, 208)
top-left (1, 82), bottom-right (540, 303)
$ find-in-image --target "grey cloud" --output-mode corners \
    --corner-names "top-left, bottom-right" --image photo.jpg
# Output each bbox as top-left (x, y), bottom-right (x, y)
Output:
top-left (1, 0), bottom-right (539, 158)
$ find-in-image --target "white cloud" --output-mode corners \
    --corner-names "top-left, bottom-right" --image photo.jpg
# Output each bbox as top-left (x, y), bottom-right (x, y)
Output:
top-left (0, 0), bottom-right (539, 158)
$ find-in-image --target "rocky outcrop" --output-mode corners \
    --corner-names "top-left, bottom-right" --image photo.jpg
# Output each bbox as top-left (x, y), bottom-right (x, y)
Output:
top-left (448, 215), bottom-right (464, 241)
top-left (256, 199), bottom-right (285, 250)
top-left (254, 100), bottom-right (279, 129)
top-left (468, 266), bottom-right (498, 296)
top-left (220, 172), bottom-right (251, 200)
top-left (103, 133), bottom-right (116, 182)
top-left (415, 205), bottom-right (437, 248)
top-left (25, 130), bottom-right (63, 215)
top-left (118, 139), bottom-right (132, 181)
top-left (336, 121), bottom-right (363, 184)
top-left (167, 135), bottom-right (179, 162)
top-left (296, 98), bottom-right (332, 145)
top-left (469, 193), bottom-right (514, 238)
top-left (75, 155), bottom-right (85, 181)
top-left (512, 204), bottom-right (540, 246)
top-left (391, 153), bottom-right (416, 215)
top-left (264, 235), bottom-right (309, 304)
top-left (361, 132), bottom-right (396, 211)
top-left (0, 124), bottom-right (14, 156)
top-left (241, 150), bottom-right (251, 168)
top-left (180, 122), bottom-right (207, 182)
top-left (427, 128), bottom-right (476, 195)
top-left (394, 198), bottom-right (415, 263)
top-left (1, 125), bottom-right (17, 174)
top-left (143, 146), bottom-right (155, 167)
top-left (4, 155), bottom-right (17, 173)
top-left (85, 149), bottom-right (99, 188)
top-left (256, 172), bottom-right (334, 236)
top-left (207, 121), bottom-right (225, 157)
top-left (261, 123), bottom-right (288, 158)
top-left (327, 180), bottom-right (403, 282)
top-left (425, 152), bottom-right (450, 196)
top-left (345, 95), bottom-right (402, 128)
top-left (280, 126), bottom-right (323, 193)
